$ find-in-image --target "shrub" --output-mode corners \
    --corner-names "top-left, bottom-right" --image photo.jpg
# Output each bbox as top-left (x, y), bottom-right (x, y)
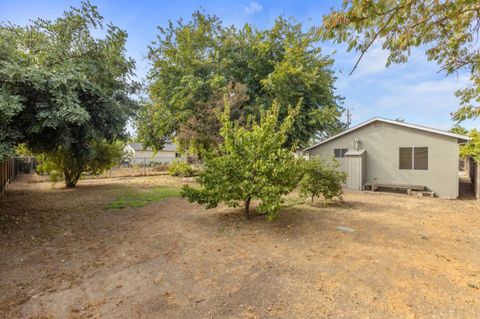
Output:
top-left (168, 161), bottom-right (194, 177)
top-left (300, 158), bottom-right (347, 203)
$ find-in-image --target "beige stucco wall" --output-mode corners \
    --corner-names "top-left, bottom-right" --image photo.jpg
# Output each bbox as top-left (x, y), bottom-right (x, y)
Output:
top-left (308, 121), bottom-right (460, 198)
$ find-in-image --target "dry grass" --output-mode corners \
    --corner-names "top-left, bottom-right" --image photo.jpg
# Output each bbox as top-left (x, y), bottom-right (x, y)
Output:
top-left (0, 174), bottom-right (479, 318)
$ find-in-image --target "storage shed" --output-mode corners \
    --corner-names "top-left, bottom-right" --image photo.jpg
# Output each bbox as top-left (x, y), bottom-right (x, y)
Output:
top-left (344, 149), bottom-right (366, 190)
top-left (304, 117), bottom-right (470, 199)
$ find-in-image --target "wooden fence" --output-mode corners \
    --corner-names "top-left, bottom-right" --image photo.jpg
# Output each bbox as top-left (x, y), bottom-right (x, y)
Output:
top-left (466, 157), bottom-right (480, 201)
top-left (0, 158), bottom-right (19, 199)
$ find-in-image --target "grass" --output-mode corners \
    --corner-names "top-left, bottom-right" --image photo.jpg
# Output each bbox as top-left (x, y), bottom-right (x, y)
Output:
top-left (106, 187), bottom-right (181, 209)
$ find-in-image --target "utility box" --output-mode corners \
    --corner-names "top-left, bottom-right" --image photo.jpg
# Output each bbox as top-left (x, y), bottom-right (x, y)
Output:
top-left (345, 149), bottom-right (366, 190)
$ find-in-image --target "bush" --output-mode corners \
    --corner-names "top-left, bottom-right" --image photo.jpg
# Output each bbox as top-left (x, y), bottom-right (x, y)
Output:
top-left (168, 161), bottom-right (194, 177)
top-left (300, 158), bottom-right (346, 203)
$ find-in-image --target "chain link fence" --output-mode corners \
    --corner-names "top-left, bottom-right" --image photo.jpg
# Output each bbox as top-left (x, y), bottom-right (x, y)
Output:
top-left (91, 157), bottom-right (187, 179)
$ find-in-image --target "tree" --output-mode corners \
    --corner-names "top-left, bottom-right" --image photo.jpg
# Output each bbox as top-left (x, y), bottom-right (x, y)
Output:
top-left (450, 124), bottom-right (469, 136)
top-left (0, 1), bottom-right (138, 186)
top-left (322, 0), bottom-right (480, 121)
top-left (139, 11), bottom-right (344, 154)
top-left (300, 158), bottom-right (346, 203)
top-left (455, 128), bottom-right (480, 160)
top-left (449, 124), bottom-right (480, 162)
top-left (37, 139), bottom-right (124, 187)
top-left (181, 100), bottom-right (303, 220)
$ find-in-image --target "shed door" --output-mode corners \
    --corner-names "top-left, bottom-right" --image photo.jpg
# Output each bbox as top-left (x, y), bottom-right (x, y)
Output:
top-left (345, 154), bottom-right (365, 190)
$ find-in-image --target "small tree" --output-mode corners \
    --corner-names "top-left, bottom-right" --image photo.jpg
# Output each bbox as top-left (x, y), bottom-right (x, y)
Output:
top-left (300, 158), bottom-right (346, 203)
top-left (181, 100), bottom-right (302, 220)
top-left (37, 139), bottom-right (124, 187)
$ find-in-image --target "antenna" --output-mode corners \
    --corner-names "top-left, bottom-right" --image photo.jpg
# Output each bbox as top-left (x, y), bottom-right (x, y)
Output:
top-left (346, 108), bottom-right (353, 129)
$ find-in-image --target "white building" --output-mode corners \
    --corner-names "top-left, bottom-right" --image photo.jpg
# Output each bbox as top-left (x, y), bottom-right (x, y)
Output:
top-left (126, 142), bottom-right (178, 164)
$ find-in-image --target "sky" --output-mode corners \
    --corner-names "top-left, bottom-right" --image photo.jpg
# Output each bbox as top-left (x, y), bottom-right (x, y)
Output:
top-left (1, 0), bottom-right (477, 131)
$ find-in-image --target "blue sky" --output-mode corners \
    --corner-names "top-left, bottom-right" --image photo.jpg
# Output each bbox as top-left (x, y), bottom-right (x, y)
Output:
top-left (1, 0), bottom-right (476, 131)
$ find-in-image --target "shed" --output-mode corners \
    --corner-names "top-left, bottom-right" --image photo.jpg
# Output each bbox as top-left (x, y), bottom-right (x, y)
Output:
top-left (304, 117), bottom-right (470, 199)
top-left (344, 149), bottom-right (366, 190)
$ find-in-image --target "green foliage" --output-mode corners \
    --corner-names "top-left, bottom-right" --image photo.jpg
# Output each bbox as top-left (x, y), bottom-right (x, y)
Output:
top-left (300, 158), bottom-right (347, 203)
top-left (322, 0), bottom-right (480, 121)
top-left (107, 187), bottom-right (180, 209)
top-left (168, 161), bottom-right (194, 177)
top-left (37, 139), bottom-right (124, 187)
top-left (0, 1), bottom-right (138, 167)
top-left (139, 11), bottom-right (344, 154)
top-left (450, 124), bottom-right (469, 136)
top-left (459, 129), bottom-right (480, 161)
top-left (181, 100), bottom-right (303, 221)
top-left (449, 125), bottom-right (478, 160)
top-left (36, 153), bottom-right (64, 183)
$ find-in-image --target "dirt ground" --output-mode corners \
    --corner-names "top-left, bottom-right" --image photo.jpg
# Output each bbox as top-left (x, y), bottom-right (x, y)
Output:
top-left (0, 175), bottom-right (479, 318)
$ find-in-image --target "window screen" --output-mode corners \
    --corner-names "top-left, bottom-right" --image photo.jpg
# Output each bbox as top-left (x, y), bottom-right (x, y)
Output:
top-left (334, 148), bottom-right (348, 158)
top-left (414, 147), bottom-right (428, 170)
top-left (399, 147), bottom-right (412, 169)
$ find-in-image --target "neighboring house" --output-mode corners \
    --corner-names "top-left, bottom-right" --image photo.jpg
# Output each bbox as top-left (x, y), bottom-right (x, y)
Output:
top-left (127, 142), bottom-right (178, 164)
top-left (304, 117), bottom-right (470, 199)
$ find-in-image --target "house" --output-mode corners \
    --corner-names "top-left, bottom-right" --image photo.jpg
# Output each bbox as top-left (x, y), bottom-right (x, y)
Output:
top-left (304, 117), bottom-right (470, 199)
top-left (126, 142), bottom-right (178, 164)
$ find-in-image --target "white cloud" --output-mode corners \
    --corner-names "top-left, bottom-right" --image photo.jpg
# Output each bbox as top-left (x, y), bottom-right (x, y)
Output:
top-left (244, 1), bottom-right (263, 15)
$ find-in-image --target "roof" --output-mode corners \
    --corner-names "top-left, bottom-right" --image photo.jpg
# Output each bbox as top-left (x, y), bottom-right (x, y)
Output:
top-left (128, 142), bottom-right (176, 152)
top-left (304, 117), bottom-right (471, 151)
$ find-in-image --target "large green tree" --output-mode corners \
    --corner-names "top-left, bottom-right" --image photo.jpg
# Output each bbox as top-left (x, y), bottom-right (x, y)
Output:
top-left (182, 100), bottom-right (303, 220)
top-left (0, 1), bottom-right (138, 186)
top-left (321, 0), bottom-right (480, 121)
top-left (139, 12), bottom-right (344, 154)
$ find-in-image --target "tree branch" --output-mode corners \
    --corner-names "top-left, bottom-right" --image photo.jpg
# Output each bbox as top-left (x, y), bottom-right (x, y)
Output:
top-left (349, 12), bottom-right (396, 76)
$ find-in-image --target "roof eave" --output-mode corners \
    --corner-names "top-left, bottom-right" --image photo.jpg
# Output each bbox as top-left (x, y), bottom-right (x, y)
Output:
top-left (304, 117), bottom-right (471, 151)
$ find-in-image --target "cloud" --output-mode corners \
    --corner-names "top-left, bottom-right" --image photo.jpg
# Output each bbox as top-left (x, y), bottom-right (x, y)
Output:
top-left (244, 1), bottom-right (263, 15)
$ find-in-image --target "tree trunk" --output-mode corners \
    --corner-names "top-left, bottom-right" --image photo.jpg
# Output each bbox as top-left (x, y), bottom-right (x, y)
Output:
top-left (311, 194), bottom-right (314, 203)
top-left (64, 170), bottom-right (82, 188)
top-left (244, 197), bottom-right (251, 220)
top-left (65, 180), bottom-right (76, 188)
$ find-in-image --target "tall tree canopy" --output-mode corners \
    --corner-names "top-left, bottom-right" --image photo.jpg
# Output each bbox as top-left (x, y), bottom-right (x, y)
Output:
top-left (322, 0), bottom-right (480, 122)
top-left (0, 1), bottom-right (138, 185)
top-left (139, 12), bottom-right (344, 154)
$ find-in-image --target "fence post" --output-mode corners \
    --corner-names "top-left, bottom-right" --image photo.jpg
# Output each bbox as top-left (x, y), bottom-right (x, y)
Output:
top-left (1, 161), bottom-right (4, 199)
top-left (470, 157), bottom-right (480, 201)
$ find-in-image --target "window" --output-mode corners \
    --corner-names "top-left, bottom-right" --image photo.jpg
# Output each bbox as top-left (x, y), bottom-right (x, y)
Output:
top-left (334, 148), bottom-right (348, 158)
top-left (399, 147), bottom-right (412, 169)
top-left (414, 147), bottom-right (428, 170)
top-left (399, 147), bottom-right (428, 170)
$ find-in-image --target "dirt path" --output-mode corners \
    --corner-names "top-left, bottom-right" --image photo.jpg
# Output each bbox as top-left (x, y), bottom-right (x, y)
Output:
top-left (1, 175), bottom-right (479, 318)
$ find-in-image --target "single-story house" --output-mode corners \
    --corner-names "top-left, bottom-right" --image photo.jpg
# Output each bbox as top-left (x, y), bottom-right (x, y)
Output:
top-left (126, 142), bottom-right (178, 164)
top-left (304, 117), bottom-right (470, 199)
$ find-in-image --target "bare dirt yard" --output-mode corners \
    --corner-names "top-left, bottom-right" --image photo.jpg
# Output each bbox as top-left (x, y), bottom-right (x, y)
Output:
top-left (1, 175), bottom-right (479, 318)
